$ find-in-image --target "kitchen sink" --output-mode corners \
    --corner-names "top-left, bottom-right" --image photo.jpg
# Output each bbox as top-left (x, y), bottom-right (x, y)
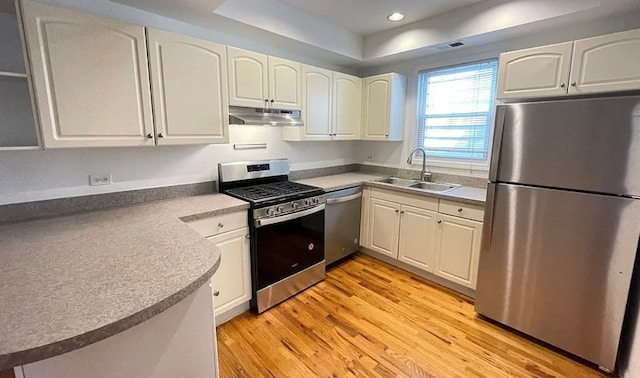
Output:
top-left (374, 177), bottom-right (417, 187)
top-left (408, 182), bottom-right (460, 192)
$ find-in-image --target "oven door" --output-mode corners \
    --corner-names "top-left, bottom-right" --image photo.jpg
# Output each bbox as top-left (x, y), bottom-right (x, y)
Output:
top-left (254, 205), bottom-right (325, 290)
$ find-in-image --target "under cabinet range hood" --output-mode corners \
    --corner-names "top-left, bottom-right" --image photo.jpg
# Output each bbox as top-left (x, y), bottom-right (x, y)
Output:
top-left (229, 106), bottom-right (303, 127)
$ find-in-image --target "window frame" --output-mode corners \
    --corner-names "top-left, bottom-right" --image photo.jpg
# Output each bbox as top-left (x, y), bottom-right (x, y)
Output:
top-left (412, 58), bottom-right (499, 174)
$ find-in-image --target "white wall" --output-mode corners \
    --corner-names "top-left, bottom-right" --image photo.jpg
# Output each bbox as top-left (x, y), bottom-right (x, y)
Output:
top-left (0, 126), bottom-right (356, 205)
top-left (356, 10), bottom-right (640, 178)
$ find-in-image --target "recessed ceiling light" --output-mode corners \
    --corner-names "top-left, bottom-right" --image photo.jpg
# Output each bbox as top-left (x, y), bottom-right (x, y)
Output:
top-left (387, 12), bottom-right (405, 22)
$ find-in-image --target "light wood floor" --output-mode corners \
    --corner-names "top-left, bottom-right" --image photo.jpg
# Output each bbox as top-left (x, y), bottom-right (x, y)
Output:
top-left (217, 254), bottom-right (606, 378)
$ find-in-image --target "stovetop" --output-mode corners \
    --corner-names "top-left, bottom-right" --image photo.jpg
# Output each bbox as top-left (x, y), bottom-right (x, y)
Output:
top-left (224, 181), bottom-right (322, 206)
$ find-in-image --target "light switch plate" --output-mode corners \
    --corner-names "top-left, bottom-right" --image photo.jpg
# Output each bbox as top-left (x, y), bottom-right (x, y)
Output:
top-left (89, 174), bottom-right (112, 186)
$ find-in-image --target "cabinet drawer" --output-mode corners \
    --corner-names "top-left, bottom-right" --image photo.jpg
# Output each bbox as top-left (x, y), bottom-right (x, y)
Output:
top-left (187, 211), bottom-right (248, 237)
top-left (439, 200), bottom-right (484, 222)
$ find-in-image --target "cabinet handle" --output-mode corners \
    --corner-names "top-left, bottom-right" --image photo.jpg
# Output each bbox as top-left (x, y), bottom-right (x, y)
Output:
top-left (458, 208), bottom-right (463, 212)
top-left (146, 133), bottom-right (153, 139)
top-left (245, 234), bottom-right (250, 239)
top-left (400, 210), bottom-right (405, 214)
top-left (270, 99), bottom-right (275, 103)
top-left (560, 83), bottom-right (566, 88)
top-left (218, 223), bottom-right (224, 228)
top-left (213, 289), bottom-right (220, 297)
top-left (157, 133), bottom-right (164, 138)
top-left (395, 209), bottom-right (400, 213)
top-left (571, 82), bottom-right (577, 87)
top-left (437, 220), bottom-right (442, 224)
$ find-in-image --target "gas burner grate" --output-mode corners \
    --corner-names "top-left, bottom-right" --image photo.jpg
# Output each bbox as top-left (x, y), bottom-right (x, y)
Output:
top-left (225, 181), bottom-right (320, 203)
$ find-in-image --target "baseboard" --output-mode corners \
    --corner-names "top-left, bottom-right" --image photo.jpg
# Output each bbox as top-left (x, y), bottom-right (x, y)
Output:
top-left (215, 301), bottom-right (250, 326)
top-left (359, 248), bottom-right (476, 299)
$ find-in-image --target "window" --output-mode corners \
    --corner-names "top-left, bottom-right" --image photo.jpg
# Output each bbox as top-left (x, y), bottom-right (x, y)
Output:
top-left (416, 60), bottom-right (498, 162)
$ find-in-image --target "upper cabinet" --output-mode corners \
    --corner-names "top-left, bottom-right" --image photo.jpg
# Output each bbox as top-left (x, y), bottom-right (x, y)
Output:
top-left (569, 29), bottom-right (640, 95)
top-left (227, 48), bottom-right (301, 110)
top-left (497, 42), bottom-right (573, 99)
top-left (362, 73), bottom-right (406, 141)
top-left (497, 28), bottom-right (640, 99)
top-left (22, 0), bottom-right (155, 148)
top-left (147, 29), bottom-right (229, 145)
top-left (268, 56), bottom-right (301, 110)
top-left (227, 47), bottom-right (269, 108)
top-left (332, 72), bottom-right (362, 140)
top-left (283, 67), bottom-right (362, 142)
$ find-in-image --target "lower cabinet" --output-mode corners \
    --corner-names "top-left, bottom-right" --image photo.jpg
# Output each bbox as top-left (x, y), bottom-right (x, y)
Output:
top-left (362, 187), bottom-right (484, 290)
top-left (207, 227), bottom-right (251, 323)
top-left (187, 211), bottom-right (251, 325)
top-left (433, 214), bottom-right (483, 289)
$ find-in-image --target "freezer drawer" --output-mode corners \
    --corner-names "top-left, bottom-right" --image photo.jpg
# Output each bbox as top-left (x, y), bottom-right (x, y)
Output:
top-left (491, 95), bottom-right (640, 197)
top-left (476, 183), bottom-right (640, 371)
top-left (325, 187), bottom-right (362, 265)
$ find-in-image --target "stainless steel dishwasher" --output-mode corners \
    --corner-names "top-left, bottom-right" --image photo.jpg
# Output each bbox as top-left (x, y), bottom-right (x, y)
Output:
top-left (325, 186), bottom-right (362, 265)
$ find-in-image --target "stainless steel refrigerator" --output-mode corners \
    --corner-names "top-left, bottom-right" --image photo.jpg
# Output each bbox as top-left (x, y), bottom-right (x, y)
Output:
top-left (475, 95), bottom-right (640, 372)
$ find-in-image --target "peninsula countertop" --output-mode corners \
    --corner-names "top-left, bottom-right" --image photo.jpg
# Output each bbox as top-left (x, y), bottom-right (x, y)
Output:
top-left (0, 193), bottom-right (249, 370)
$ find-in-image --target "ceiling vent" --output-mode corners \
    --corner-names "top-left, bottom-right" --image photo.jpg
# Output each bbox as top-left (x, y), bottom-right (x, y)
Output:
top-left (434, 41), bottom-right (465, 51)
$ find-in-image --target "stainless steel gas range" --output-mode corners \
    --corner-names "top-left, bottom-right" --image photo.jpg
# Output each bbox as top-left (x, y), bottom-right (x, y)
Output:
top-left (218, 158), bottom-right (326, 313)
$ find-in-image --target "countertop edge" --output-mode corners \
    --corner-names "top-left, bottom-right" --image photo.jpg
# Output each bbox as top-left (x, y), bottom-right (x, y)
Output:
top-left (179, 203), bottom-right (250, 223)
top-left (0, 253), bottom-right (221, 370)
top-left (363, 181), bottom-right (486, 206)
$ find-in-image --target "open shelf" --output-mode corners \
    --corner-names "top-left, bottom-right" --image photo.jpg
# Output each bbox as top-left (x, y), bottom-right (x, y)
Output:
top-left (0, 70), bottom-right (27, 78)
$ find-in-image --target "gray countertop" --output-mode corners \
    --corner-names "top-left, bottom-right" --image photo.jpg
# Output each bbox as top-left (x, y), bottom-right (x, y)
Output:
top-left (297, 173), bottom-right (487, 206)
top-left (0, 194), bottom-right (249, 370)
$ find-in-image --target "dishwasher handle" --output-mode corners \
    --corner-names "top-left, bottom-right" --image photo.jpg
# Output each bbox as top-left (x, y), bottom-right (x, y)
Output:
top-left (325, 192), bottom-right (362, 205)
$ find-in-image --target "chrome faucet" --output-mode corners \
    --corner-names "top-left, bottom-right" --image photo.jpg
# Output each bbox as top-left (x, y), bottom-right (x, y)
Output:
top-left (407, 148), bottom-right (432, 182)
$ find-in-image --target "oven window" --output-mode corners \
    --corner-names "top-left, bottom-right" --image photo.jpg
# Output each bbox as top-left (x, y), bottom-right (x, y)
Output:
top-left (255, 210), bottom-right (324, 289)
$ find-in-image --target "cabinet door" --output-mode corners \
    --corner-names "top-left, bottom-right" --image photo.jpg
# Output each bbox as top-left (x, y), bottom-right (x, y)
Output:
top-left (569, 29), bottom-right (640, 95)
top-left (227, 47), bottom-right (268, 108)
top-left (433, 214), bottom-right (483, 289)
top-left (268, 56), bottom-right (301, 110)
top-left (332, 72), bottom-right (362, 140)
top-left (368, 198), bottom-right (401, 257)
top-left (362, 76), bottom-right (391, 140)
top-left (301, 65), bottom-right (332, 141)
top-left (147, 29), bottom-right (228, 145)
top-left (22, 0), bottom-right (154, 148)
top-left (208, 227), bottom-right (251, 317)
top-left (398, 205), bottom-right (437, 272)
top-left (497, 42), bottom-right (573, 99)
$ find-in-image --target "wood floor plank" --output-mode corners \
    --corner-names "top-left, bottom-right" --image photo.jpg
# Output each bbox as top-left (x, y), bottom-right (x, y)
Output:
top-left (217, 254), bottom-right (607, 378)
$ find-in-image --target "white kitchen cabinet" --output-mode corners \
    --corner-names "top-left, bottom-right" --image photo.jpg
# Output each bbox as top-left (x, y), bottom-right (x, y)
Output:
top-left (433, 214), bottom-right (483, 289)
top-left (569, 28), bottom-right (640, 95)
top-left (22, 0), bottom-right (155, 148)
top-left (147, 29), bottom-right (228, 145)
top-left (295, 64), bottom-right (332, 141)
top-left (332, 72), bottom-right (362, 140)
top-left (227, 47), bottom-right (269, 108)
top-left (268, 56), bottom-right (301, 110)
top-left (397, 205), bottom-right (437, 272)
top-left (207, 227), bottom-right (251, 325)
top-left (362, 73), bottom-right (406, 141)
top-left (283, 68), bottom-right (362, 142)
top-left (498, 28), bottom-right (640, 99)
top-left (368, 198), bottom-right (401, 257)
top-left (497, 42), bottom-right (573, 99)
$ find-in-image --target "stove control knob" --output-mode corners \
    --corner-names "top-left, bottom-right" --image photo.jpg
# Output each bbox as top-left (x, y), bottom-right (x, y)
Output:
top-left (267, 208), bottom-right (275, 216)
top-left (276, 206), bottom-right (284, 213)
top-left (304, 199), bottom-right (311, 206)
top-left (292, 202), bottom-right (299, 209)
top-left (312, 197), bottom-right (319, 205)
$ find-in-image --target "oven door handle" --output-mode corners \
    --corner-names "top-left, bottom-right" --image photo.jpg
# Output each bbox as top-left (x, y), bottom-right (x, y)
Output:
top-left (255, 204), bottom-right (325, 228)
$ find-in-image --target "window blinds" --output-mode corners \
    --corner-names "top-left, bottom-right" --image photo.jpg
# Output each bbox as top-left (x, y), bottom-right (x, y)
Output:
top-left (416, 60), bottom-right (498, 161)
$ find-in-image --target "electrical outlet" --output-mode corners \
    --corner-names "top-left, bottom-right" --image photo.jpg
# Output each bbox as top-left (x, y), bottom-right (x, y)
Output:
top-left (89, 174), bottom-right (112, 186)
top-left (367, 155), bottom-right (373, 161)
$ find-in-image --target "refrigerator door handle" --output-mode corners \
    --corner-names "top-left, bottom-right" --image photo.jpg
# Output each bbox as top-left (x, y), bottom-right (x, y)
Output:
top-left (481, 183), bottom-right (498, 252)
top-left (489, 106), bottom-right (507, 182)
